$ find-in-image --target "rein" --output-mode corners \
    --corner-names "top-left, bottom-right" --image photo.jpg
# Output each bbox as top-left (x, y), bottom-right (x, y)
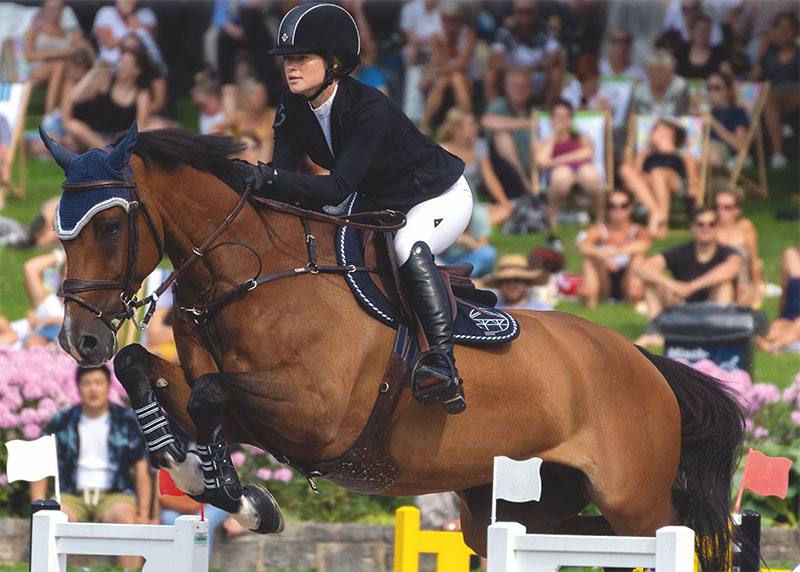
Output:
top-left (62, 166), bottom-right (407, 339)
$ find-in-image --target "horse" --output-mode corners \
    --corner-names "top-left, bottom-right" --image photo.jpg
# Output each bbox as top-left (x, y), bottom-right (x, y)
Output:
top-left (41, 124), bottom-right (745, 571)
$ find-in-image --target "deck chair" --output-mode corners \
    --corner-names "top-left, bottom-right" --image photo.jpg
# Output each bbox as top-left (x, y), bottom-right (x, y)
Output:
top-left (624, 114), bottom-right (711, 206)
top-left (687, 80), bottom-right (770, 198)
top-left (0, 82), bottom-right (32, 199)
top-left (599, 76), bottom-right (638, 129)
top-left (530, 109), bottom-right (614, 196)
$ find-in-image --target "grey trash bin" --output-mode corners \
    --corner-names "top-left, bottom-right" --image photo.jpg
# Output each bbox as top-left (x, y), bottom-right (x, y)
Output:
top-left (653, 302), bottom-right (764, 374)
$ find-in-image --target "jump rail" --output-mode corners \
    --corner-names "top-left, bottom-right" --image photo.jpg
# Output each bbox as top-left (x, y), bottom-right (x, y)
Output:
top-left (30, 510), bottom-right (209, 572)
top-left (487, 521), bottom-right (695, 572)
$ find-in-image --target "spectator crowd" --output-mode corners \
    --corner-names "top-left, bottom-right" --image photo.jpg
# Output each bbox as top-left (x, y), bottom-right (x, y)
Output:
top-left (0, 0), bottom-right (799, 557)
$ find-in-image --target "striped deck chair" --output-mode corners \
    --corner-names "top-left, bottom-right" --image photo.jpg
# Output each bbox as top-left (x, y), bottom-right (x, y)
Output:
top-left (530, 109), bottom-right (614, 196)
top-left (624, 114), bottom-right (711, 206)
top-left (688, 80), bottom-right (770, 198)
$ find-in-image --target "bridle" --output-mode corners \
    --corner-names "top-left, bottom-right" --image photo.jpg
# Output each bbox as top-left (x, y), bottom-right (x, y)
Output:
top-left (58, 167), bottom-right (164, 333)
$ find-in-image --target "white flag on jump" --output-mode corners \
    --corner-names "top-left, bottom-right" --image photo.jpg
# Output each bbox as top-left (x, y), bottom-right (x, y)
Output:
top-left (5, 434), bottom-right (59, 483)
top-left (492, 455), bottom-right (543, 504)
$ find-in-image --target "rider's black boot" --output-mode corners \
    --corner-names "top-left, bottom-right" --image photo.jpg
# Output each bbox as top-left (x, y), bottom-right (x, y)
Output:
top-left (400, 241), bottom-right (466, 414)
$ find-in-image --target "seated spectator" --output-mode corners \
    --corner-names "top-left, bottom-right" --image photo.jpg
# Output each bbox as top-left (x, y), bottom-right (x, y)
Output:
top-left (485, 254), bottom-right (552, 311)
top-left (756, 246), bottom-right (800, 354)
top-left (418, 2), bottom-right (476, 132)
top-left (577, 189), bottom-right (651, 308)
top-left (634, 206), bottom-right (741, 329)
top-left (733, 0), bottom-right (795, 68)
top-left (436, 201), bottom-right (497, 278)
top-left (140, 268), bottom-right (177, 363)
top-left (0, 249), bottom-right (65, 348)
top-left (210, 79), bottom-right (275, 162)
top-left (533, 98), bottom-right (604, 229)
top-left (65, 45), bottom-right (158, 151)
top-left (663, 0), bottom-right (724, 47)
top-left (714, 187), bottom-right (762, 307)
top-left (481, 68), bottom-right (536, 200)
top-left (400, 0), bottom-right (442, 68)
top-left (0, 114), bottom-right (12, 208)
top-left (748, 11), bottom-right (800, 169)
top-left (29, 365), bottom-right (151, 571)
top-left (119, 32), bottom-right (168, 115)
top-left (237, 130), bottom-right (268, 165)
top-left (706, 70), bottom-right (749, 168)
top-left (484, 0), bottom-right (562, 105)
top-left (191, 71), bottom-right (225, 135)
top-left (29, 196), bottom-right (60, 249)
top-left (24, 0), bottom-right (88, 119)
top-left (619, 119), bottom-right (700, 238)
top-left (560, 55), bottom-right (610, 112)
top-left (599, 28), bottom-right (644, 79)
top-left (212, 0), bottom-right (273, 116)
top-left (92, 0), bottom-right (159, 67)
top-left (631, 49), bottom-right (690, 117)
top-left (437, 107), bottom-right (514, 227)
top-left (675, 14), bottom-right (731, 79)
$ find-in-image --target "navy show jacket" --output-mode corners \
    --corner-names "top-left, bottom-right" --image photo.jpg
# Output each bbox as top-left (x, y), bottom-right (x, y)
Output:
top-left (271, 75), bottom-right (465, 212)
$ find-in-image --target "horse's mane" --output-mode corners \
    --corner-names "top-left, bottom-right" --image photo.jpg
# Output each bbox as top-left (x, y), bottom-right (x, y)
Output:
top-left (123, 129), bottom-right (246, 192)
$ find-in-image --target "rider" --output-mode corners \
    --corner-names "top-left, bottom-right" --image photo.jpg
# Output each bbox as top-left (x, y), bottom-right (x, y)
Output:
top-left (236, 3), bottom-right (473, 414)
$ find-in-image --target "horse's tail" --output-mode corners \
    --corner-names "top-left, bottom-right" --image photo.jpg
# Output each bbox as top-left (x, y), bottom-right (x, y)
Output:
top-left (636, 346), bottom-right (746, 572)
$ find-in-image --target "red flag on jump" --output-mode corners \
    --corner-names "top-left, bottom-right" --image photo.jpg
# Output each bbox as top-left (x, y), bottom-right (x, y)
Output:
top-left (158, 469), bottom-right (185, 496)
top-left (734, 448), bottom-right (793, 513)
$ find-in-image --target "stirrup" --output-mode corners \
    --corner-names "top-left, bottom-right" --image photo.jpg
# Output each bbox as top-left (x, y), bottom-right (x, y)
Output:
top-left (411, 349), bottom-right (467, 414)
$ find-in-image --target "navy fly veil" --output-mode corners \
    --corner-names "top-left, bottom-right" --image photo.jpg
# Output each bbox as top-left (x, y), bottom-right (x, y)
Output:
top-left (55, 150), bottom-right (135, 239)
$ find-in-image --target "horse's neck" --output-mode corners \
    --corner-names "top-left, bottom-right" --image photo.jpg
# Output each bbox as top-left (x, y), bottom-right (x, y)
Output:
top-left (145, 166), bottom-right (333, 302)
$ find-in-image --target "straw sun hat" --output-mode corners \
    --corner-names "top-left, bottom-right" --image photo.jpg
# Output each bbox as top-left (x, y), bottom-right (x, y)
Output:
top-left (484, 254), bottom-right (542, 288)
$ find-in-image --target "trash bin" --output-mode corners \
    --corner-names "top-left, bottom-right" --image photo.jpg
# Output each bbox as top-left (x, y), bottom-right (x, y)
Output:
top-left (652, 302), bottom-right (763, 374)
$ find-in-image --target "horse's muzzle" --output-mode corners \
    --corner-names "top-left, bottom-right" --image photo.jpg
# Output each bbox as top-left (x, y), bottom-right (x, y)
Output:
top-left (59, 314), bottom-right (118, 367)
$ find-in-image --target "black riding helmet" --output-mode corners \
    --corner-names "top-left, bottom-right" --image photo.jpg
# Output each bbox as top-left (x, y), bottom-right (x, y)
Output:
top-left (269, 3), bottom-right (361, 101)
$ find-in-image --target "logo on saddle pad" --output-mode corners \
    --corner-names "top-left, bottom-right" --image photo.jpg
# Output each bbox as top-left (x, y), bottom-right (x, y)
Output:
top-left (468, 308), bottom-right (511, 335)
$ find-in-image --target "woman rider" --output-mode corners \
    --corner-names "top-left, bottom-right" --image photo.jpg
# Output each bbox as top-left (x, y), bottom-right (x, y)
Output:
top-left (236, 3), bottom-right (473, 414)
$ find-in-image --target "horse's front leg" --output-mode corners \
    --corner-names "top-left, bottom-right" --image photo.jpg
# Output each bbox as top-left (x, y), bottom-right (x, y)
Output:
top-left (187, 372), bottom-right (285, 534)
top-left (113, 344), bottom-right (205, 497)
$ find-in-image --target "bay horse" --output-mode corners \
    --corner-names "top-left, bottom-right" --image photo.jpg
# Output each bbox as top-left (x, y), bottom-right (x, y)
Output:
top-left (43, 124), bottom-right (744, 571)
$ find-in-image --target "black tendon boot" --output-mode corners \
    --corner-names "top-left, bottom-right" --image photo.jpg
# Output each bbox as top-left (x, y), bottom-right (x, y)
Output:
top-left (133, 390), bottom-right (186, 467)
top-left (400, 241), bottom-right (466, 414)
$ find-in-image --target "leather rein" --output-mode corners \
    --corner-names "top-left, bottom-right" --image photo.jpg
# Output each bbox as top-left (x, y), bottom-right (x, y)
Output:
top-left (59, 172), bottom-right (407, 339)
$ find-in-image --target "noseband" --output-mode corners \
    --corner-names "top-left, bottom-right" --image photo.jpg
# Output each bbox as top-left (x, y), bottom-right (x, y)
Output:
top-left (58, 169), bottom-right (164, 332)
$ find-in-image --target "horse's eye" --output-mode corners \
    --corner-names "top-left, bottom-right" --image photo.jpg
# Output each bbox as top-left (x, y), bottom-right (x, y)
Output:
top-left (101, 221), bottom-right (122, 237)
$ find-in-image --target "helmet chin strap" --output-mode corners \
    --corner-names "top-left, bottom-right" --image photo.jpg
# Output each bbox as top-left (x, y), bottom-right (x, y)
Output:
top-left (306, 50), bottom-right (336, 103)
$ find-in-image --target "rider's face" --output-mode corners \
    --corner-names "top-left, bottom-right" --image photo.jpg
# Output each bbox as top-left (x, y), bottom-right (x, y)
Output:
top-left (284, 53), bottom-right (327, 98)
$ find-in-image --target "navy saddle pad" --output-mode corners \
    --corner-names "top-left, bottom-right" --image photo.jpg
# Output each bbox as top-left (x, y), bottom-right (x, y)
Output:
top-left (335, 201), bottom-right (519, 346)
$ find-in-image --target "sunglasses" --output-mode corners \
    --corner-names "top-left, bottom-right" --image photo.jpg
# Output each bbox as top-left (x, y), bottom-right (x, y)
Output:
top-left (607, 202), bottom-right (631, 209)
top-left (693, 221), bottom-right (717, 228)
top-left (716, 203), bottom-right (737, 211)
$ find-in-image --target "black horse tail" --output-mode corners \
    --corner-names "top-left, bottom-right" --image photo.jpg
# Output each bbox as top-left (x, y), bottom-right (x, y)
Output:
top-left (637, 346), bottom-right (746, 572)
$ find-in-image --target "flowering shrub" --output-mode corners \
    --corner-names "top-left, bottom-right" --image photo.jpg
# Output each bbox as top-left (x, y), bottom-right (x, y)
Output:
top-left (0, 346), bottom-right (129, 516)
top-left (682, 359), bottom-right (800, 526)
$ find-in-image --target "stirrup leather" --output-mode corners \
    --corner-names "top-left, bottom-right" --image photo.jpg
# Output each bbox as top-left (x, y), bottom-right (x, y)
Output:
top-left (411, 349), bottom-right (466, 414)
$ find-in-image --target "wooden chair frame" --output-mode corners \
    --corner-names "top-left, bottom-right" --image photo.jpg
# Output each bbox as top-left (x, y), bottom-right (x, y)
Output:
top-left (624, 113), bottom-right (711, 206)
top-left (529, 109), bottom-right (614, 196)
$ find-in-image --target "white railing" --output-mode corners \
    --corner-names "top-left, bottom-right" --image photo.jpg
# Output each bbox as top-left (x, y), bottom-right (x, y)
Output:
top-left (30, 510), bottom-right (209, 572)
top-left (487, 521), bottom-right (695, 572)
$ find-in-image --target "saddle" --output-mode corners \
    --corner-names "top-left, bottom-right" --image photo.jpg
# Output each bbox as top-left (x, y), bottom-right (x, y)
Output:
top-left (337, 197), bottom-right (520, 347)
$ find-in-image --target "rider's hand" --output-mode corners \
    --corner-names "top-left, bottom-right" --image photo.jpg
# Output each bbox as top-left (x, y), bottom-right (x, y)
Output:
top-left (232, 159), bottom-right (275, 192)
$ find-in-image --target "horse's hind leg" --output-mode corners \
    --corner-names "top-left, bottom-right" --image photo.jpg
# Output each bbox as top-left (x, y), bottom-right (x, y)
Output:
top-left (187, 372), bottom-right (284, 534)
top-left (114, 344), bottom-right (204, 496)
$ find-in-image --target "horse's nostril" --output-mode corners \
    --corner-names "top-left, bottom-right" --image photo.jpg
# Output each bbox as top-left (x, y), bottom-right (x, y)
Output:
top-left (78, 335), bottom-right (98, 355)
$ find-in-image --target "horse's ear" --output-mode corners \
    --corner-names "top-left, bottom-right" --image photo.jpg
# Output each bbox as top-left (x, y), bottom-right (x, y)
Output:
top-left (39, 126), bottom-right (78, 173)
top-left (105, 122), bottom-right (139, 172)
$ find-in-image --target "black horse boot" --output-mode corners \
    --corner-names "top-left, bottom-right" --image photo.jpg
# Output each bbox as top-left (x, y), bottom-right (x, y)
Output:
top-left (400, 241), bottom-right (466, 414)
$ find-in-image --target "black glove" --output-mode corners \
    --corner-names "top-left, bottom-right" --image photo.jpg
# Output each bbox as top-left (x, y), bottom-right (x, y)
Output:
top-left (232, 159), bottom-right (276, 192)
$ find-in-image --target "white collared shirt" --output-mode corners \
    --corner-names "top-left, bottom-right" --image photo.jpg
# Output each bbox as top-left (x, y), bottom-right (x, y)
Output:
top-left (310, 83), bottom-right (339, 156)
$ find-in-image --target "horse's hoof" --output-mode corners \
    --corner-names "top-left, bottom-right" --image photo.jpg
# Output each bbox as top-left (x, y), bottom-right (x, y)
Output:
top-left (243, 484), bottom-right (285, 534)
